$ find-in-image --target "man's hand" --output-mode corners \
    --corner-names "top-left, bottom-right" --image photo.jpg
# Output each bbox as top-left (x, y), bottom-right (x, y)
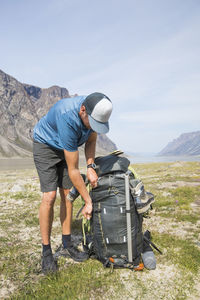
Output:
top-left (87, 168), bottom-right (98, 188)
top-left (82, 201), bottom-right (93, 219)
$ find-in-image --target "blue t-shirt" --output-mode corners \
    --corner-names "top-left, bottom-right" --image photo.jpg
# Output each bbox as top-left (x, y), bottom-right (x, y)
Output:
top-left (33, 96), bottom-right (93, 151)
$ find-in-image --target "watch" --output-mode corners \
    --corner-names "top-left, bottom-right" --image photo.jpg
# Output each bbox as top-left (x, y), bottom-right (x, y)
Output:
top-left (87, 163), bottom-right (97, 170)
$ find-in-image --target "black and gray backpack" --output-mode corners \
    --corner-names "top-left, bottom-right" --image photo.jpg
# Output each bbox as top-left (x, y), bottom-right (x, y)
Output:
top-left (84, 153), bottom-right (156, 269)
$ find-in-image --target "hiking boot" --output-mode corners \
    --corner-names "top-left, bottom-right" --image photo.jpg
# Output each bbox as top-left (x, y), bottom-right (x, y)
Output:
top-left (66, 186), bottom-right (80, 202)
top-left (135, 191), bottom-right (155, 214)
top-left (54, 244), bottom-right (89, 262)
top-left (42, 249), bottom-right (58, 274)
top-left (67, 174), bottom-right (86, 202)
top-left (130, 179), bottom-right (155, 214)
top-left (130, 179), bottom-right (143, 195)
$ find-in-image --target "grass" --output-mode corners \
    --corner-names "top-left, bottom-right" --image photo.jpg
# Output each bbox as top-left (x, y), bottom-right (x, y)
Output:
top-left (12, 191), bottom-right (40, 201)
top-left (152, 232), bottom-right (200, 274)
top-left (14, 260), bottom-right (122, 300)
top-left (171, 186), bottom-right (199, 203)
top-left (154, 187), bottom-right (199, 208)
top-left (0, 161), bottom-right (200, 299)
top-left (157, 211), bottom-right (200, 224)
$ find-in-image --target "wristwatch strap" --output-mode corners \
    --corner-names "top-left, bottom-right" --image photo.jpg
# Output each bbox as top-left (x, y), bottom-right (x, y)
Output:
top-left (87, 163), bottom-right (97, 170)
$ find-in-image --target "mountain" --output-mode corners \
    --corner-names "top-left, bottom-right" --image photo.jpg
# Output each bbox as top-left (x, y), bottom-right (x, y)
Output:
top-left (0, 69), bottom-right (116, 157)
top-left (158, 131), bottom-right (200, 156)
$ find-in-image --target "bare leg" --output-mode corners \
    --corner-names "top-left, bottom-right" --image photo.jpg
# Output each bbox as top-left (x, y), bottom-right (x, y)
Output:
top-left (58, 188), bottom-right (88, 261)
top-left (39, 191), bottom-right (57, 245)
top-left (59, 188), bottom-right (72, 235)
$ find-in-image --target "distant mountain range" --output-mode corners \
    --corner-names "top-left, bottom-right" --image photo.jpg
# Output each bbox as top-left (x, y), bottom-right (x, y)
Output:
top-left (0, 69), bottom-right (116, 157)
top-left (158, 131), bottom-right (200, 156)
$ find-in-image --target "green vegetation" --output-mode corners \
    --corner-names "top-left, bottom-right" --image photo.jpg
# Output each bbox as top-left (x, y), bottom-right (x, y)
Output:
top-left (152, 232), bottom-right (200, 274)
top-left (157, 211), bottom-right (200, 224)
top-left (14, 260), bottom-right (122, 300)
top-left (0, 161), bottom-right (200, 299)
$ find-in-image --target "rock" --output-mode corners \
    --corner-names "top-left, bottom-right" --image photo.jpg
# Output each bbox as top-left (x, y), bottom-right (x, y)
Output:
top-left (10, 184), bottom-right (25, 193)
top-left (162, 191), bottom-right (171, 197)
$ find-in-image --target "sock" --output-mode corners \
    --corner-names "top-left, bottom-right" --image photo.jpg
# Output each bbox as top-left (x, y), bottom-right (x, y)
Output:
top-left (62, 234), bottom-right (71, 249)
top-left (42, 244), bottom-right (52, 254)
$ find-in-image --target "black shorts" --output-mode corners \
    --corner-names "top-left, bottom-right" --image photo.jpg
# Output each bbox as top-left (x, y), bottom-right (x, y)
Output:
top-left (33, 140), bottom-right (73, 192)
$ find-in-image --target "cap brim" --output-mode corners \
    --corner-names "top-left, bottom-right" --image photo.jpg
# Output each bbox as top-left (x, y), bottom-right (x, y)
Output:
top-left (88, 115), bottom-right (109, 134)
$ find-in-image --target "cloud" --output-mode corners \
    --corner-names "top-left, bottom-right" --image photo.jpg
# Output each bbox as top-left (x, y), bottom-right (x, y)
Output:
top-left (119, 107), bottom-right (200, 127)
top-left (66, 12), bottom-right (200, 104)
top-left (1, 0), bottom-right (199, 153)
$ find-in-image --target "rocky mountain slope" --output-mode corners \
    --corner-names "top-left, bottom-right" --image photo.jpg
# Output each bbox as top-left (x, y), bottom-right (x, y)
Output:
top-left (158, 131), bottom-right (200, 156)
top-left (0, 69), bottom-right (116, 157)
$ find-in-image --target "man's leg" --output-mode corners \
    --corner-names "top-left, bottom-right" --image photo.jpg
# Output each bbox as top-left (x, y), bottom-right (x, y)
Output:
top-left (33, 141), bottom-right (64, 273)
top-left (39, 191), bottom-right (58, 273)
top-left (55, 187), bottom-right (88, 262)
top-left (59, 188), bottom-right (73, 248)
top-left (39, 191), bottom-right (57, 245)
top-left (59, 188), bottom-right (72, 235)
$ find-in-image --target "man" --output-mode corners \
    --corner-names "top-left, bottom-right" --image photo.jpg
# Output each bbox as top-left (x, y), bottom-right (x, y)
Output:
top-left (33, 92), bottom-right (113, 273)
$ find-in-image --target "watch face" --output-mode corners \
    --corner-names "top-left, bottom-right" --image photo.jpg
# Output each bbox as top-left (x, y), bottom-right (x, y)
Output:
top-left (87, 163), bottom-right (97, 169)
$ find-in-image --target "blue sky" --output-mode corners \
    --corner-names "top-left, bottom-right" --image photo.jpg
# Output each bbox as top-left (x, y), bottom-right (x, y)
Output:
top-left (1, 0), bottom-right (200, 153)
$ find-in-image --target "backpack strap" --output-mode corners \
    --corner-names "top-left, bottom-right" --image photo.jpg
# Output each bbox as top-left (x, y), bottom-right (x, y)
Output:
top-left (143, 230), bottom-right (163, 254)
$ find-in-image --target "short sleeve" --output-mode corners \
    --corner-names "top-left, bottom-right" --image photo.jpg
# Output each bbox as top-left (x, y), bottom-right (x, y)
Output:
top-left (57, 113), bottom-right (79, 151)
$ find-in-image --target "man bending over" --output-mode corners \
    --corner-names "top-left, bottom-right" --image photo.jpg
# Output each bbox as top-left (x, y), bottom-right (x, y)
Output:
top-left (33, 92), bottom-right (113, 273)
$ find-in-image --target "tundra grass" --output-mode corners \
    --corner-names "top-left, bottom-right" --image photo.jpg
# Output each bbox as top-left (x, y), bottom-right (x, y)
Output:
top-left (152, 232), bottom-right (200, 274)
top-left (13, 260), bottom-right (122, 300)
top-left (0, 161), bottom-right (200, 299)
top-left (153, 186), bottom-right (200, 209)
top-left (157, 211), bottom-right (200, 224)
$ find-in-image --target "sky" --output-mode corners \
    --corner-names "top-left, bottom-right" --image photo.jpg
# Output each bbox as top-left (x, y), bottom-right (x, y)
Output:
top-left (0, 0), bottom-right (200, 153)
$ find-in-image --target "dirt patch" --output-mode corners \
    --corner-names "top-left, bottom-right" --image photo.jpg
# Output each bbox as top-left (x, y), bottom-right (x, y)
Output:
top-left (143, 214), bottom-right (199, 241)
top-left (188, 271), bottom-right (200, 300)
top-left (117, 264), bottom-right (192, 300)
top-left (157, 181), bottom-right (200, 189)
top-left (194, 199), bottom-right (200, 206)
top-left (0, 276), bottom-right (16, 300)
top-left (169, 161), bottom-right (187, 168)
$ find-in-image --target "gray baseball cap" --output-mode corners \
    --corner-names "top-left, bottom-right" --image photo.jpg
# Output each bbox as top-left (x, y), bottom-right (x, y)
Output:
top-left (83, 92), bottom-right (113, 134)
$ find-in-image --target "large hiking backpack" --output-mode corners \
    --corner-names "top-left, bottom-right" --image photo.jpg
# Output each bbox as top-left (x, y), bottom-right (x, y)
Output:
top-left (88, 154), bottom-right (154, 269)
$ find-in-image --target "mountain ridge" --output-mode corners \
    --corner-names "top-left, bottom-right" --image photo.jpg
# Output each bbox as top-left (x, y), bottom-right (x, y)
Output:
top-left (158, 131), bottom-right (200, 156)
top-left (0, 69), bottom-right (116, 157)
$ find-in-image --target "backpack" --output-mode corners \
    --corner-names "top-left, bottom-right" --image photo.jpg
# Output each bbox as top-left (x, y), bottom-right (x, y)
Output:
top-left (84, 153), bottom-right (155, 270)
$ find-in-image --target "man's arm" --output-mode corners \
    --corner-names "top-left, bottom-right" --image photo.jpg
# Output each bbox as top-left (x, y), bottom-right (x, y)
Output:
top-left (64, 149), bottom-right (92, 219)
top-left (85, 132), bottom-right (98, 188)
